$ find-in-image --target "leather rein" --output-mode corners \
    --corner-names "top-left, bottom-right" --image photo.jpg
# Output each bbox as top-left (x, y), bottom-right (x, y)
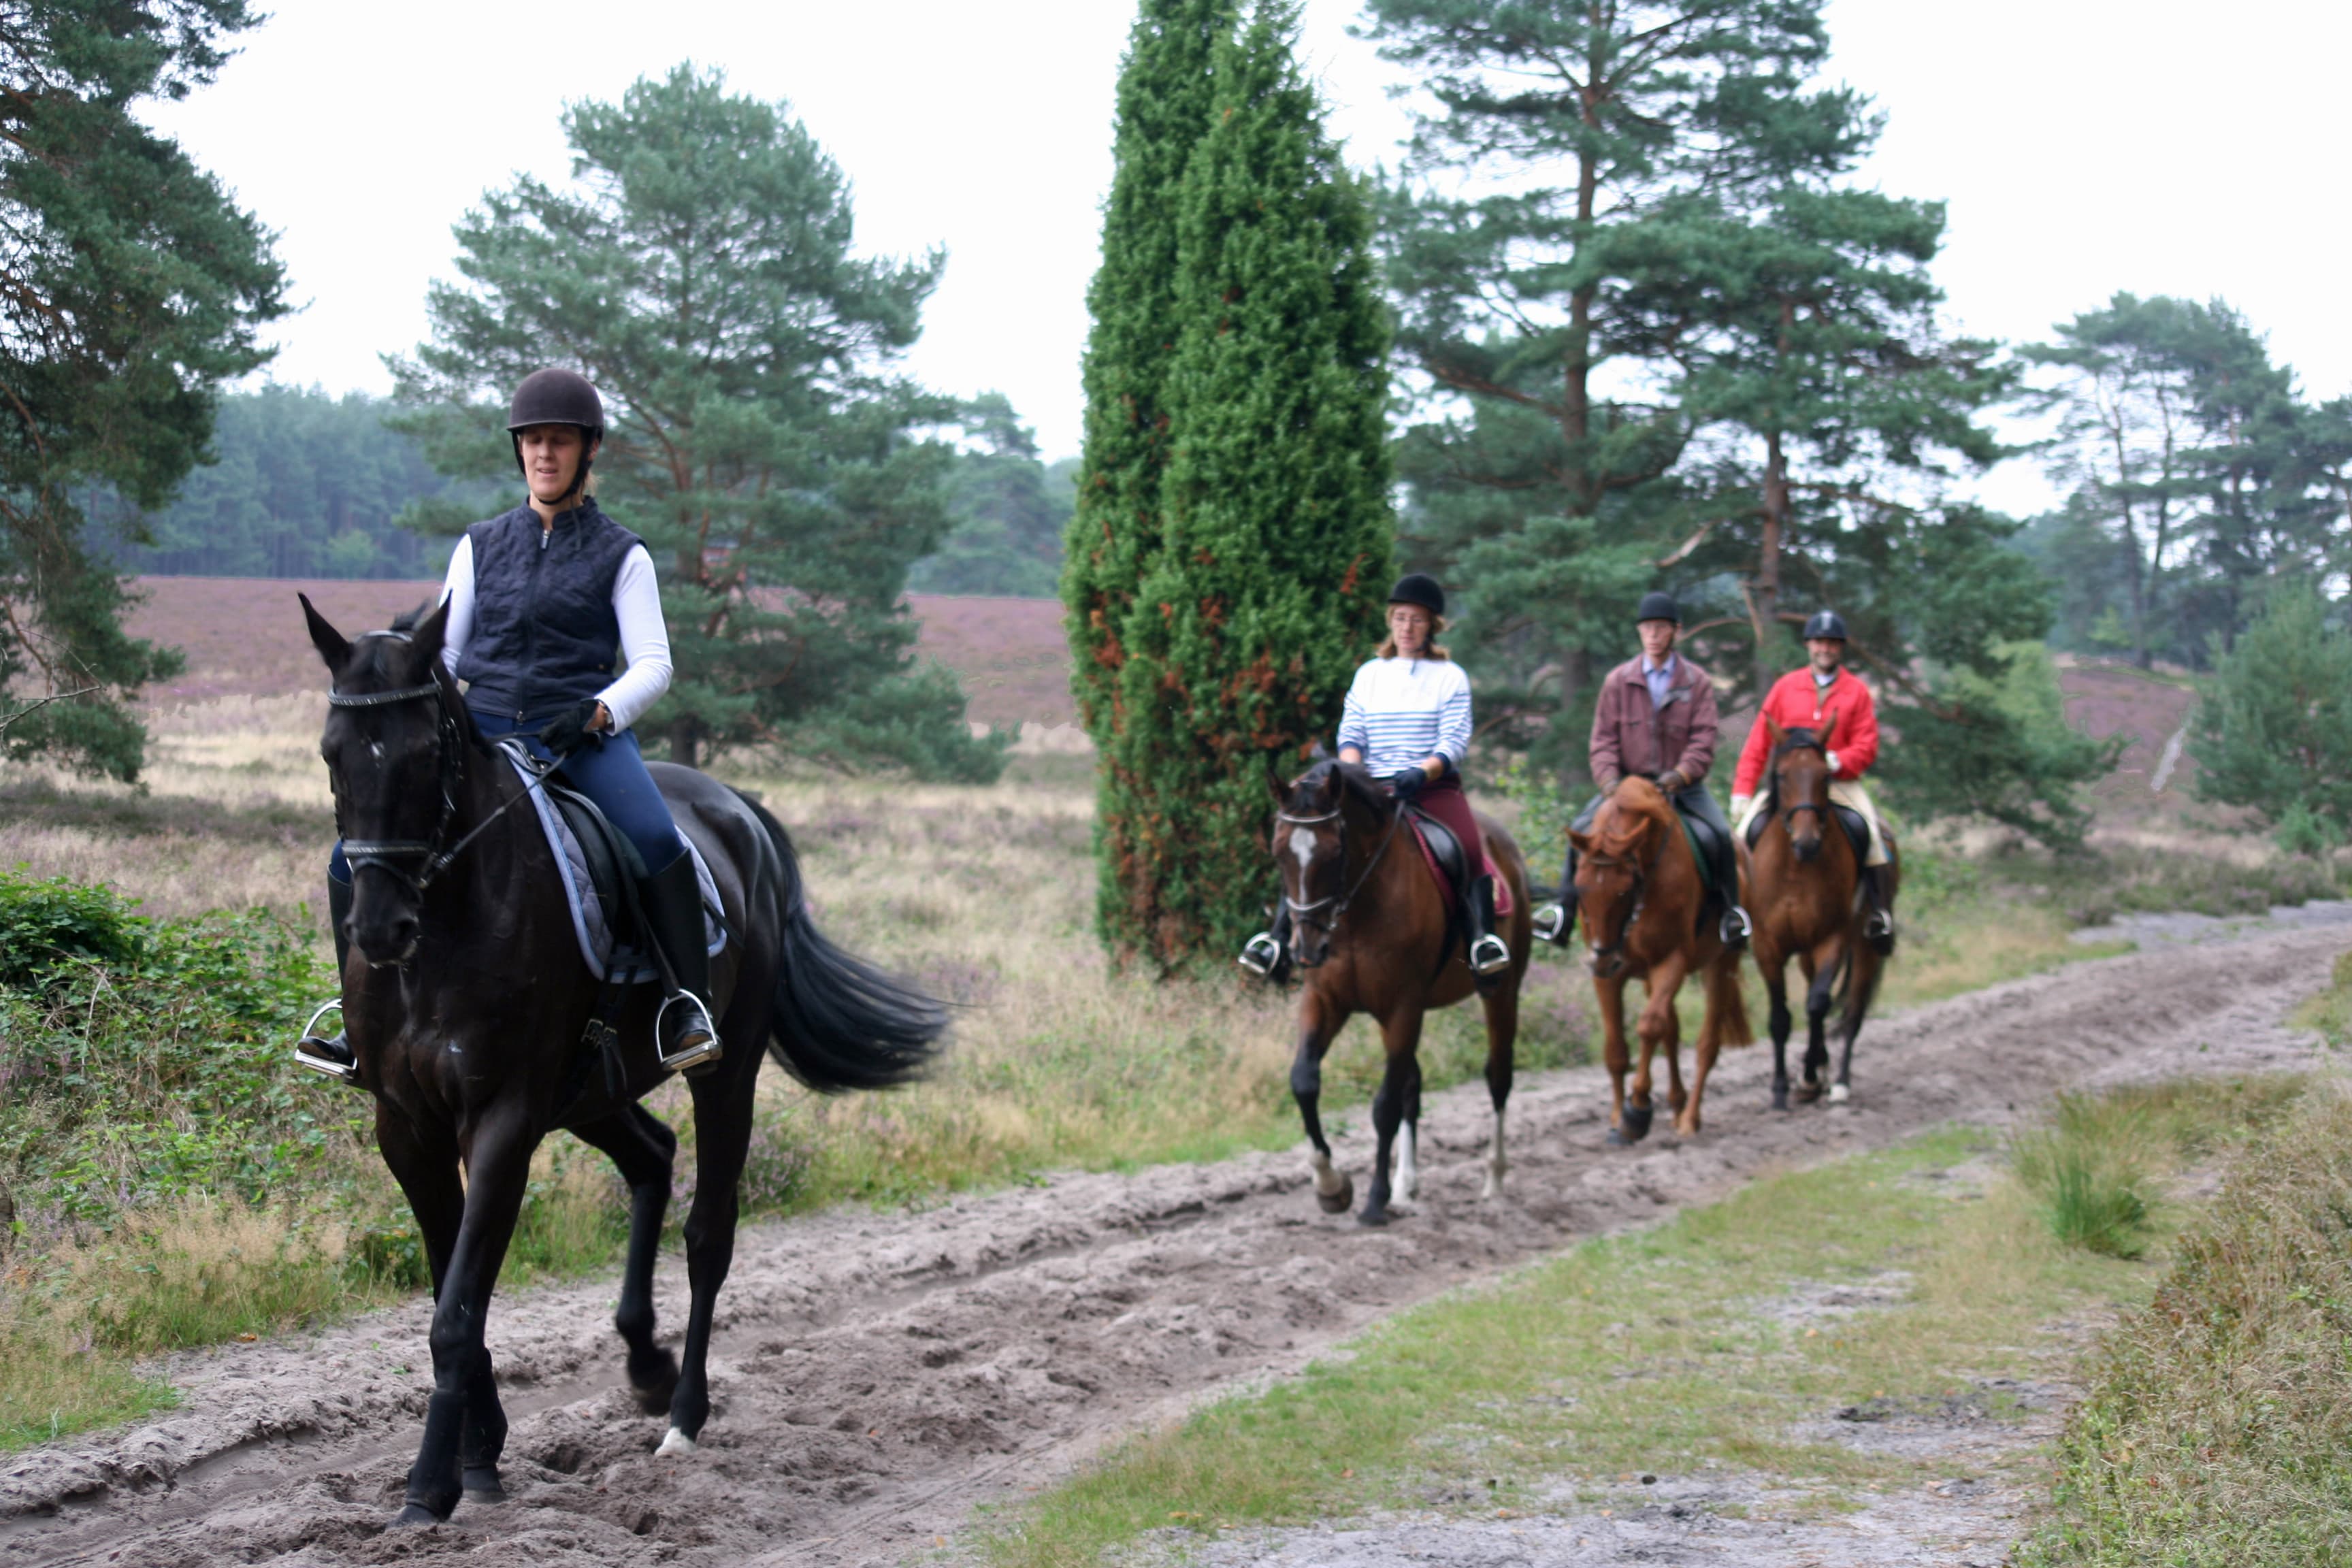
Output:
top-left (329, 634), bottom-right (554, 895)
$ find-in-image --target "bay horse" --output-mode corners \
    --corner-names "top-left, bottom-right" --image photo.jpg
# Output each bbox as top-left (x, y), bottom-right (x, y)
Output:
top-left (1268, 760), bottom-right (1531, 1226)
top-left (1741, 718), bottom-right (1897, 1109)
top-left (1569, 777), bottom-right (1753, 1142)
top-left (301, 597), bottom-right (943, 1527)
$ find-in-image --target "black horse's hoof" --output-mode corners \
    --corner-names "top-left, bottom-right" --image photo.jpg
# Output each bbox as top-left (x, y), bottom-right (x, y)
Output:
top-left (631, 1351), bottom-right (681, 1416)
top-left (1771, 1088), bottom-right (1791, 1111)
top-left (1357, 1205), bottom-right (1390, 1228)
top-left (1606, 1126), bottom-right (1632, 1146)
top-left (1622, 1101), bottom-right (1654, 1141)
top-left (1316, 1176), bottom-right (1354, 1215)
top-left (1793, 1083), bottom-right (1823, 1105)
top-left (462, 1467), bottom-right (506, 1504)
top-left (390, 1502), bottom-right (446, 1529)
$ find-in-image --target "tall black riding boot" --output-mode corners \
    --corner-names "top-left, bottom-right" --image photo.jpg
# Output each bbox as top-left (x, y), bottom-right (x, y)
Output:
top-left (1713, 835), bottom-right (1752, 951)
top-left (640, 853), bottom-right (721, 1074)
top-left (1861, 863), bottom-right (1897, 956)
top-left (1467, 875), bottom-right (1512, 983)
top-left (1239, 904), bottom-right (1294, 983)
top-left (294, 875), bottom-right (359, 1084)
top-left (1533, 848), bottom-right (1578, 947)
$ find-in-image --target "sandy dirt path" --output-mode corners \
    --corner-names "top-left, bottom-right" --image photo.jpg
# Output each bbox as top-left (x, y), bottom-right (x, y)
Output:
top-left (3, 924), bottom-right (2341, 1568)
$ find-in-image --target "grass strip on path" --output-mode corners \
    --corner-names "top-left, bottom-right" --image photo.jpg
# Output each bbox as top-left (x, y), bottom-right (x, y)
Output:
top-left (981, 1078), bottom-right (2302, 1568)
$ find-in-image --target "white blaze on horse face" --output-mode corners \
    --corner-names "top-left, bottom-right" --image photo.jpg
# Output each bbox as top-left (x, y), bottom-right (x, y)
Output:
top-left (1291, 823), bottom-right (1319, 876)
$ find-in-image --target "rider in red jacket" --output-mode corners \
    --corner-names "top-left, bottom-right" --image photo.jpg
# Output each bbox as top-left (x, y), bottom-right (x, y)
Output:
top-left (1730, 610), bottom-right (1895, 951)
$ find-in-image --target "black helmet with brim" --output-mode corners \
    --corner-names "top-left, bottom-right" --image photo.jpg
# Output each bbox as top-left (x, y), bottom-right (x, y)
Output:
top-left (1388, 573), bottom-right (1444, 617)
top-left (507, 368), bottom-right (604, 488)
top-left (1803, 609), bottom-right (1848, 642)
top-left (1636, 590), bottom-right (1680, 625)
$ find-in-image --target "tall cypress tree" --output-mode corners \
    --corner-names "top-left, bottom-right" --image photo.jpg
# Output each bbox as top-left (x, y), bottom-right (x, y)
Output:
top-left (1071, 0), bottom-right (1392, 966)
top-left (1066, 0), bottom-right (1235, 764)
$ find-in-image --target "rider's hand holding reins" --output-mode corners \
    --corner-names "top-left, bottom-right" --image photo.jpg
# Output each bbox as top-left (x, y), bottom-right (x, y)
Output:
top-left (1388, 766), bottom-right (1425, 801)
top-left (538, 699), bottom-right (608, 757)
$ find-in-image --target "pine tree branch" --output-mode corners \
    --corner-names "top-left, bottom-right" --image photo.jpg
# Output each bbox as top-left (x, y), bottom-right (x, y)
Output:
top-left (0, 685), bottom-right (97, 733)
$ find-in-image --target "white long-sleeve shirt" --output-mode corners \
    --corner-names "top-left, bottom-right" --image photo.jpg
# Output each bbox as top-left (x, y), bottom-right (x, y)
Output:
top-left (437, 532), bottom-right (673, 734)
top-left (1334, 655), bottom-right (1473, 774)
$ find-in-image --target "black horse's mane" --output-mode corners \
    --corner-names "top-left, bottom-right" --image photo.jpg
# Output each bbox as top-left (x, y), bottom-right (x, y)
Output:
top-left (1294, 757), bottom-right (1392, 815)
top-left (1772, 724), bottom-right (1829, 759)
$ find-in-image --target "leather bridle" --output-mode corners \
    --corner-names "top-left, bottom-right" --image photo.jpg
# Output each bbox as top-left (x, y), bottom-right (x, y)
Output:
top-left (1276, 792), bottom-right (1403, 947)
top-left (328, 635), bottom-right (551, 896)
top-left (1581, 849), bottom-right (1649, 965)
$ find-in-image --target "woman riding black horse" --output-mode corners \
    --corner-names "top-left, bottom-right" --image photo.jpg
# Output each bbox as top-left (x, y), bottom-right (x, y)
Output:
top-left (298, 368), bottom-right (715, 1077)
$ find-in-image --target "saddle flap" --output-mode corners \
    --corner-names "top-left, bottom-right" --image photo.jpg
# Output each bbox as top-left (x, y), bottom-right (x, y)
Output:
top-left (1405, 806), bottom-right (1469, 909)
top-left (548, 783), bottom-right (649, 938)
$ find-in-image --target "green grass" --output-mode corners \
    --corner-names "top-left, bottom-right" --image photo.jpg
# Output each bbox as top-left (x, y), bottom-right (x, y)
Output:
top-left (981, 1079), bottom-right (2298, 1568)
top-left (2289, 947), bottom-right (2352, 1047)
top-left (2025, 1086), bottom-right (2352, 1566)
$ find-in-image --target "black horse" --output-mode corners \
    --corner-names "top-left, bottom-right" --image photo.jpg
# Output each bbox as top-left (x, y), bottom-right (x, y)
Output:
top-left (301, 596), bottom-right (943, 1527)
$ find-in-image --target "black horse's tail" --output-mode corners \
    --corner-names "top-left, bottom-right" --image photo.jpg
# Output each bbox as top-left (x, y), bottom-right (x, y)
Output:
top-left (736, 791), bottom-right (945, 1093)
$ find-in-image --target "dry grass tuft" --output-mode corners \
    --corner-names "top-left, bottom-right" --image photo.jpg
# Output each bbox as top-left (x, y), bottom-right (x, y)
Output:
top-left (2026, 1085), bottom-right (2352, 1565)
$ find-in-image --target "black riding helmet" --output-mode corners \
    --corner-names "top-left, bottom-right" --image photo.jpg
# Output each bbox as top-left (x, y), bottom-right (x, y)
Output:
top-left (1388, 573), bottom-right (1444, 617)
top-left (1802, 608), bottom-right (1848, 642)
top-left (1636, 590), bottom-right (1680, 624)
top-left (506, 368), bottom-right (605, 490)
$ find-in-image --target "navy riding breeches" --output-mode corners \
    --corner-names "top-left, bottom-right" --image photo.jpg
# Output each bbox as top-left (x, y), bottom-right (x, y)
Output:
top-left (329, 706), bottom-right (687, 886)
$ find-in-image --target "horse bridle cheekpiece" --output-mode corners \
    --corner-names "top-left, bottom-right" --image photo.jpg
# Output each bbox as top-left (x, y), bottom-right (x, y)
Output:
top-left (329, 632), bottom-right (547, 896)
top-left (1583, 849), bottom-right (1648, 963)
top-left (1277, 777), bottom-right (1403, 943)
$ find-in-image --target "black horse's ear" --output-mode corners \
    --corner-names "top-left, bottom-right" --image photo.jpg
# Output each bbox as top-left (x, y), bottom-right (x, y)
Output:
top-left (406, 595), bottom-right (451, 675)
top-left (300, 593), bottom-right (351, 676)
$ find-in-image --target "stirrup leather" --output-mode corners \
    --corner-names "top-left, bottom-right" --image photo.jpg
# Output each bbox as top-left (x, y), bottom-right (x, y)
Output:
top-left (293, 1000), bottom-right (358, 1084)
top-left (655, 990), bottom-right (723, 1075)
top-left (1238, 932), bottom-right (1282, 978)
top-left (1469, 932), bottom-right (1512, 975)
top-left (1531, 902), bottom-right (1569, 947)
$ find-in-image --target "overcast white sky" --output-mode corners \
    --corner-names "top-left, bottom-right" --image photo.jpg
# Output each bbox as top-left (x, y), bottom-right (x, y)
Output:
top-left (151, 1), bottom-right (2351, 517)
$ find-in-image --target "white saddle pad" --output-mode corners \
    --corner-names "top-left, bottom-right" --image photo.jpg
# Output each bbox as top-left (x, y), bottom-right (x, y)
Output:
top-left (507, 749), bottom-right (727, 985)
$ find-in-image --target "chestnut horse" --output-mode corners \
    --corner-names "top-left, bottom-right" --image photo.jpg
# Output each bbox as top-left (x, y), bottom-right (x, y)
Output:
top-left (1740, 719), bottom-right (1897, 1109)
top-left (1568, 777), bottom-right (1752, 1141)
top-left (1268, 760), bottom-right (1532, 1226)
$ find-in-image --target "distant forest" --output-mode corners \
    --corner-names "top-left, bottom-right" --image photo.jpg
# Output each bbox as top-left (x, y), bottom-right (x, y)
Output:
top-left (102, 385), bottom-right (1073, 596)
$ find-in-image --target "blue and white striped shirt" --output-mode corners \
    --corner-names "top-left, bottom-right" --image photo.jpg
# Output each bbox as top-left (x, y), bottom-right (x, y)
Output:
top-left (1336, 656), bottom-right (1474, 774)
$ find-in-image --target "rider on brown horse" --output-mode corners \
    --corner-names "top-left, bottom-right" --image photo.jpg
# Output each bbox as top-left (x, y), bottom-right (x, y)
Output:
top-left (1241, 573), bottom-right (1511, 985)
top-left (1533, 591), bottom-right (1750, 952)
top-left (1731, 609), bottom-right (1896, 953)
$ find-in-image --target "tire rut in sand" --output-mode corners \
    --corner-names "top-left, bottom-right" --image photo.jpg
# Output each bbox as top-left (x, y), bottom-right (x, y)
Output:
top-left (2, 926), bottom-right (2339, 1568)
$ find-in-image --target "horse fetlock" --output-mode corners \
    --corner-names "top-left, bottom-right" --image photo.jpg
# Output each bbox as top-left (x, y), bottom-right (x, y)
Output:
top-left (1829, 1082), bottom-right (1850, 1104)
top-left (461, 1465), bottom-right (507, 1504)
top-left (629, 1346), bottom-right (681, 1414)
top-left (655, 1426), bottom-right (698, 1458)
top-left (1482, 1152), bottom-right (1507, 1200)
top-left (1307, 1151), bottom-right (1353, 1214)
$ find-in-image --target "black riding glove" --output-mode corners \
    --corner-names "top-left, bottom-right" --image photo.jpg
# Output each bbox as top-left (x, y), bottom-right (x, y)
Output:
top-left (538, 699), bottom-right (606, 758)
top-left (1388, 766), bottom-right (1427, 801)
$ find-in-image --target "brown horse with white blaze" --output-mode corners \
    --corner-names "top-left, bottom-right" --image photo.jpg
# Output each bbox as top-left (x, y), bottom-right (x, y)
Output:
top-left (1741, 717), bottom-right (1897, 1109)
top-left (1269, 760), bottom-right (1532, 1226)
top-left (1569, 777), bottom-right (1753, 1141)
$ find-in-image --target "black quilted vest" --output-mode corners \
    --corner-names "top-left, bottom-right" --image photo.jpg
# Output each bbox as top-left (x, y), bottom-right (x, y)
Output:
top-left (454, 500), bottom-right (645, 721)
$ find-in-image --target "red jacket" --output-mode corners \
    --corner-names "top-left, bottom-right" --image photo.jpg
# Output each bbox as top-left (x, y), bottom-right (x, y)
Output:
top-left (1733, 665), bottom-right (1880, 798)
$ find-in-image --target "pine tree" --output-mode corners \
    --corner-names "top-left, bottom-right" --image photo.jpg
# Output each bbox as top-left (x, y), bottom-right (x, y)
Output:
top-left (1072, 0), bottom-right (1393, 965)
top-left (393, 67), bottom-right (1000, 781)
top-left (1362, 0), bottom-right (1870, 769)
top-left (0, 0), bottom-right (283, 778)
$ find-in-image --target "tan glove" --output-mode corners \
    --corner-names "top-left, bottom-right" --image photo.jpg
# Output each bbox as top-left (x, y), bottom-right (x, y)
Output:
top-left (1731, 794), bottom-right (1754, 819)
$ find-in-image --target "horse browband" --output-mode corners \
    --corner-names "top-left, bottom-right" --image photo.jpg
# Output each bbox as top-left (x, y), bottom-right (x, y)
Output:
top-left (329, 672), bottom-right (552, 891)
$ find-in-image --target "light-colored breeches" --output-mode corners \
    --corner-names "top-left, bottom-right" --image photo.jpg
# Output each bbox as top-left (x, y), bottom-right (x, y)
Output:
top-left (1737, 779), bottom-right (1891, 868)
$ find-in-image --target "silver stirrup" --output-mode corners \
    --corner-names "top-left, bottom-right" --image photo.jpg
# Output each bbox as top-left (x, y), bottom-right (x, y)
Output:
top-left (292, 1000), bottom-right (357, 1084)
top-left (1721, 906), bottom-right (1753, 946)
top-left (655, 992), bottom-right (723, 1075)
top-left (1470, 934), bottom-right (1512, 976)
top-left (1530, 902), bottom-right (1569, 946)
top-left (1238, 932), bottom-right (1281, 977)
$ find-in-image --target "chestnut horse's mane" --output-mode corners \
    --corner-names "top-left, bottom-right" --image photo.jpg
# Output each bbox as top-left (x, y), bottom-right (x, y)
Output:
top-left (1592, 774), bottom-right (1675, 853)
